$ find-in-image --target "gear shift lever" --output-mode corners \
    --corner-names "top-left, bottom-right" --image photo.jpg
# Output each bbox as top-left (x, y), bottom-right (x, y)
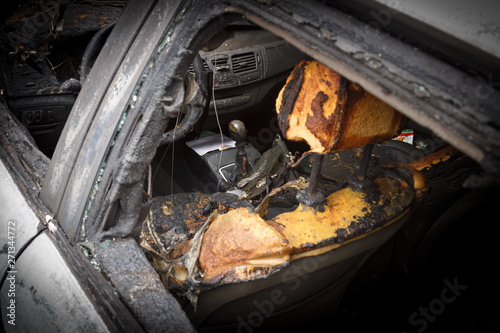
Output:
top-left (228, 120), bottom-right (250, 182)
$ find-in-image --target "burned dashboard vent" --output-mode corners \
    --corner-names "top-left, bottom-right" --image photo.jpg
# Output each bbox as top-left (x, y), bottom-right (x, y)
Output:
top-left (232, 52), bottom-right (257, 74)
top-left (189, 56), bottom-right (229, 74)
top-left (208, 56), bottom-right (230, 71)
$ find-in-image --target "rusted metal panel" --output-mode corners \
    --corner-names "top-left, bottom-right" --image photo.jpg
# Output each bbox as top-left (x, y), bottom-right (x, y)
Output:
top-left (409, 145), bottom-right (459, 171)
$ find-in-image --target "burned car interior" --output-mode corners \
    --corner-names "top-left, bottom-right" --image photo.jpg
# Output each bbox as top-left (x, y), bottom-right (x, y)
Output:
top-left (134, 53), bottom-right (450, 328)
top-left (1, 1), bottom-right (499, 332)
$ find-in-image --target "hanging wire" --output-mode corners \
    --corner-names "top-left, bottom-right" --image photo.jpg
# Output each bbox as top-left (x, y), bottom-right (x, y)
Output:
top-left (212, 57), bottom-right (225, 170)
top-left (170, 111), bottom-right (181, 196)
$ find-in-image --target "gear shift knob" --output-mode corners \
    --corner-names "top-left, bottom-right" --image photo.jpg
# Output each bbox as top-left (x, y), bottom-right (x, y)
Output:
top-left (228, 120), bottom-right (250, 182)
top-left (228, 120), bottom-right (247, 143)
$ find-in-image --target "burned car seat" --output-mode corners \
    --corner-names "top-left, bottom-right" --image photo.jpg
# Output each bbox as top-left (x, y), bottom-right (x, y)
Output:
top-left (140, 60), bottom-right (425, 329)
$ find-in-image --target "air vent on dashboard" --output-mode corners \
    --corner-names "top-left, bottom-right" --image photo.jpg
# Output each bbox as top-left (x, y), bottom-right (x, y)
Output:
top-left (208, 56), bottom-right (230, 71)
top-left (189, 56), bottom-right (229, 74)
top-left (232, 52), bottom-right (257, 74)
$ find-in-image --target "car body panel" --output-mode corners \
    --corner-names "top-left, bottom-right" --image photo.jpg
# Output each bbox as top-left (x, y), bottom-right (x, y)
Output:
top-left (1, 231), bottom-right (110, 332)
top-left (331, 0), bottom-right (500, 77)
top-left (0, 102), bottom-right (143, 333)
top-left (0, 159), bottom-right (42, 278)
top-left (0, 103), bottom-right (48, 279)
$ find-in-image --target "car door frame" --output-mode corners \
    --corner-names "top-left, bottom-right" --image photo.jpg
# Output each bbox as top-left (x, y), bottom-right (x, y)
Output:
top-left (0, 104), bottom-right (143, 332)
